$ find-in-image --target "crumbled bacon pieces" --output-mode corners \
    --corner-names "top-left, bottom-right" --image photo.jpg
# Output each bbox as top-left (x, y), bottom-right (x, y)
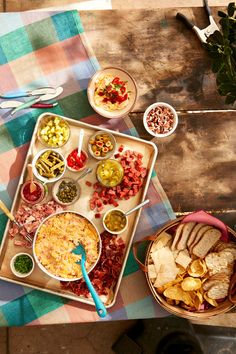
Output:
top-left (146, 105), bottom-right (174, 135)
top-left (61, 231), bottom-right (125, 297)
top-left (89, 149), bottom-right (147, 212)
top-left (8, 201), bottom-right (64, 245)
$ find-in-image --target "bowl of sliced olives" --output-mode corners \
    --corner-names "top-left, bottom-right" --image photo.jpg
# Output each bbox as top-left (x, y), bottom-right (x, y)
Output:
top-left (88, 130), bottom-right (116, 160)
top-left (32, 149), bottom-right (66, 184)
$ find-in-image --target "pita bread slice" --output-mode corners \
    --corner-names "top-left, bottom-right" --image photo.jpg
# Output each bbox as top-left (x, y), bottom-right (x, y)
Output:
top-left (171, 223), bottom-right (184, 251)
top-left (177, 222), bottom-right (196, 250)
top-left (175, 249), bottom-right (192, 269)
top-left (151, 232), bottom-right (172, 253)
top-left (189, 225), bottom-right (213, 253)
top-left (187, 223), bottom-right (205, 249)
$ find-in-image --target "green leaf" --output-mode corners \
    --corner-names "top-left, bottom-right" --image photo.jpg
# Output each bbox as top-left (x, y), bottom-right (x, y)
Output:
top-left (218, 11), bottom-right (227, 18)
top-left (204, 2), bottom-right (236, 105)
top-left (227, 2), bottom-right (235, 17)
top-left (225, 94), bottom-right (236, 104)
top-left (212, 59), bottom-right (224, 73)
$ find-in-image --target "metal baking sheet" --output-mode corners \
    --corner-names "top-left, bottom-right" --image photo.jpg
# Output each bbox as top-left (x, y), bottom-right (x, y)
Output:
top-left (0, 112), bottom-right (157, 308)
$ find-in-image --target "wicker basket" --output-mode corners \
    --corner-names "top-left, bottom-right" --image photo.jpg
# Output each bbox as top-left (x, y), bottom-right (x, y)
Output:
top-left (133, 216), bottom-right (236, 320)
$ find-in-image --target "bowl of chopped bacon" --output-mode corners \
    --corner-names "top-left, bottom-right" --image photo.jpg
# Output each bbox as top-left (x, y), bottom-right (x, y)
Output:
top-left (143, 102), bottom-right (178, 138)
top-left (87, 67), bottom-right (138, 119)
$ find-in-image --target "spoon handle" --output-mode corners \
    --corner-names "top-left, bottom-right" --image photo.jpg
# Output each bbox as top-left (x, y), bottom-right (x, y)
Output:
top-left (0, 200), bottom-right (15, 221)
top-left (75, 167), bottom-right (92, 182)
top-left (77, 129), bottom-right (84, 157)
top-left (27, 164), bottom-right (34, 180)
top-left (81, 259), bottom-right (107, 318)
top-left (125, 199), bottom-right (150, 216)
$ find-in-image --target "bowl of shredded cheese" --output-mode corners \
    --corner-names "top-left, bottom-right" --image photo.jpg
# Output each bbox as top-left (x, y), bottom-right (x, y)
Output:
top-left (33, 211), bottom-right (101, 281)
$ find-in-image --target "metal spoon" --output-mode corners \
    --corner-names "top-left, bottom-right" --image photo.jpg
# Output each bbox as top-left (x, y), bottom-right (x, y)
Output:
top-left (124, 199), bottom-right (150, 216)
top-left (72, 243), bottom-right (107, 318)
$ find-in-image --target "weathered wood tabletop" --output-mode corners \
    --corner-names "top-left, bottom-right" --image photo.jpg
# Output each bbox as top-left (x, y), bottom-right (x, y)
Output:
top-left (2, 2), bottom-right (236, 228)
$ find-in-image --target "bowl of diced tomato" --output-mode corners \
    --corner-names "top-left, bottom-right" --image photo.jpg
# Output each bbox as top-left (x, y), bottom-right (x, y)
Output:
top-left (66, 148), bottom-right (88, 172)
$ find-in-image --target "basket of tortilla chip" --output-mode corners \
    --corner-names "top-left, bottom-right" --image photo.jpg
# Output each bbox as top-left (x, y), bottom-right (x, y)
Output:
top-left (133, 211), bottom-right (236, 319)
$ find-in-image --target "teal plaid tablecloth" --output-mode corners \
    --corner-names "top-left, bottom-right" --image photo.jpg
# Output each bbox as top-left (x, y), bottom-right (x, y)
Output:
top-left (0, 10), bottom-right (175, 326)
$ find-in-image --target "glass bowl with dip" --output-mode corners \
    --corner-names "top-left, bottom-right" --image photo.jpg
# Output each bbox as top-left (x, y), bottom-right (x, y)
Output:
top-left (96, 159), bottom-right (124, 188)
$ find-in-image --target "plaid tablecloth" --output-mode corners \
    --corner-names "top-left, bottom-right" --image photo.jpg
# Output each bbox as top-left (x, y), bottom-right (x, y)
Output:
top-left (0, 10), bottom-right (175, 326)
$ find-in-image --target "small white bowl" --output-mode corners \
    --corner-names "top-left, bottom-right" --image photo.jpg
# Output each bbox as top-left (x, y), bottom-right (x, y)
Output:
top-left (10, 253), bottom-right (35, 278)
top-left (32, 149), bottom-right (66, 184)
top-left (88, 130), bottom-right (116, 160)
top-left (66, 149), bottom-right (88, 172)
top-left (143, 102), bottom-right (178, 138)
top-left (87, 67), bottom-right (138, 119)
top-left (103, 208), bottom-right (128, 235)
top-left (52, 177), bottom-right (81, 206)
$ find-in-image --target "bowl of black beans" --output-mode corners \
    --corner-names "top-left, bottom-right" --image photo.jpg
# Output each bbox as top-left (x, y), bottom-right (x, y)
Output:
top-left (52, 177), bottom-right (81, 206)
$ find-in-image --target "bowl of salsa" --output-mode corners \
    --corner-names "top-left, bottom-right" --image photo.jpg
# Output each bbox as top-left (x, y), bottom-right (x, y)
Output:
top-left (21, 180), bottom-right (47, 205)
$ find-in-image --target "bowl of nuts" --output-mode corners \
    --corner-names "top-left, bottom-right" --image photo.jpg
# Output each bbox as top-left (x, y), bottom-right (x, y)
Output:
top-left (143, 102), bottom-right (178, 138)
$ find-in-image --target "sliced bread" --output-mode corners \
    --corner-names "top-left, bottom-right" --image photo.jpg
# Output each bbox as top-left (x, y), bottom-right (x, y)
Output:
top-left (186, 223), bottom-right (205, 249)
top-left (177, 222), bottom-right (196, 251)
top-left (171, 223), bottom-right (184, 251)
top-left (192, 228), bottom-right (221, 258)
top-left (207, 281), bottom-right (230, 300)
top-left (189, 225), bottom-right (213, 254)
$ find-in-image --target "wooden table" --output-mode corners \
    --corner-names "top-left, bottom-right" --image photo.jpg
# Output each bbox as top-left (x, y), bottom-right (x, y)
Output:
top-left (3, 2), bottom-right (235, 227)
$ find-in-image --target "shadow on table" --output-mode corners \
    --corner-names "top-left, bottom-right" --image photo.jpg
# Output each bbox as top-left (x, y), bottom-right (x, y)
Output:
top-left (112, 316), bottom-right (236, 354)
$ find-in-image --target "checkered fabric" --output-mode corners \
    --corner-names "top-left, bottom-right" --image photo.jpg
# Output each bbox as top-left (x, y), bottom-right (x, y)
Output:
top-left (0, 11), bottom-right (175, 326)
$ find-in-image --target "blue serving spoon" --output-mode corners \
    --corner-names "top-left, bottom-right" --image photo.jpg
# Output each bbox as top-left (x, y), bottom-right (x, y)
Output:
top-left (72, 244), bottom-right (107, 318)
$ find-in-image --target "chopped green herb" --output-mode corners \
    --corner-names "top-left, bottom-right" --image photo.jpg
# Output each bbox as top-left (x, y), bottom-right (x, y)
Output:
top-left (114, 84), bottom-right (123, 90)
top-left (14, 255), bottom-right (33, 274)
